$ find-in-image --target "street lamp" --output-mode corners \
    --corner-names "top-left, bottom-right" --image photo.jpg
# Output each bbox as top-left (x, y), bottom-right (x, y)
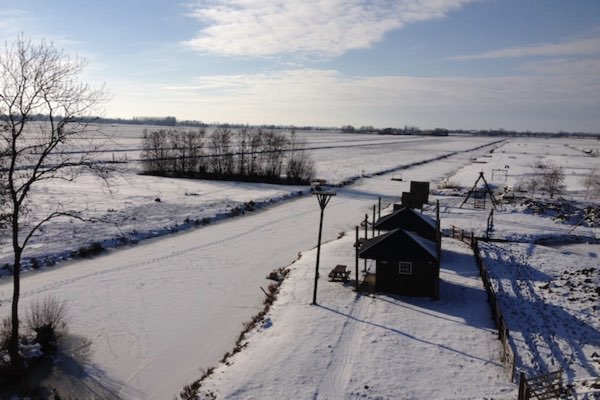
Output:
top-left (312, 190), bottom-right (336, 305)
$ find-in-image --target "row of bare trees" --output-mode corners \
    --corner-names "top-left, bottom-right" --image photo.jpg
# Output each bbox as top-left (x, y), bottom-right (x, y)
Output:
top-left (141, 126), bottom-right (316, 184)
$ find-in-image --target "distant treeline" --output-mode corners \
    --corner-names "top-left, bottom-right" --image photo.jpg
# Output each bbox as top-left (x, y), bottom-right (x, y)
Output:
top-left (341, 125), bottom-right (450, 136)
top-left (341, 124), bottom-right (599, 139)
top-left (18, 114), bottom-right (599, 138)
top-left (140, 126), bottom-right (316, 184)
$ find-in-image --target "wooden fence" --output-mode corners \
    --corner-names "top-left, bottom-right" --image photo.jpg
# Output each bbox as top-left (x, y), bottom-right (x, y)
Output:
top-left (447, 229), bottom-right (517, 383)
top-left (472, 238), bottom-right (517, 382)
top-left (449, 225), bottom-right (475, 247)
top-left (518, 369), bottom-right (564, 400)
top-left (450, 227), bottom-right (569, 394)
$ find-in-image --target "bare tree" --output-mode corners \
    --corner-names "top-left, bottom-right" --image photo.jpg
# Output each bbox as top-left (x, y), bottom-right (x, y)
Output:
top-left (581, 169), bottom-right (600, 199)
top-left (524, 162), bottom-right (565, 199)
top-left (141, 129), bottom-right (170, 174)
top-left (539, 163), bottom-right (565, 199)
top-left (262, 129), bottom-right (287, 178)
top-left (0, 36), bottom-right (108, 369)
top-left (235, 125), bottom-right (251, 176)
top-left (286, 129), bottom-right (315, 183)
top-left (208, 125), bottom-right (233, 175)
top-left (0, 145), bottom-right (8, 231)
top-left (247, 128), bottom-right (263, 177)
top-left (180, 129), bottom-right (205, 175)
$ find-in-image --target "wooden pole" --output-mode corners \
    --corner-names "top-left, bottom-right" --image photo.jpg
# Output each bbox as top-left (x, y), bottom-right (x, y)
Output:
top-left (355, 226), bottom-right (359, 292)
top-left (372, 205), bottom-right (376, 237)
top-left (312, 206), bottom-right (325, 305)
top-left (378, 196), bottom-right (381, 219)
top-left (312, 192), bottom-right (335, 305)
top-left (518, 372), bottom-right (527, 400)
top-left (364, 214), bottom-right (368, 272)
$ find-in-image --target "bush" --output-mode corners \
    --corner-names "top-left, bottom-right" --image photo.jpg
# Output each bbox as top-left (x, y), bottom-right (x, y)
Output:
top-left (0, 315), bottom-right (13, 350)
top-left (25, 296), bottom-right (68, 354)
top-left (438, 180), bottom-right (461, 190)
top-left (76, 242), bottom-right (104, 258)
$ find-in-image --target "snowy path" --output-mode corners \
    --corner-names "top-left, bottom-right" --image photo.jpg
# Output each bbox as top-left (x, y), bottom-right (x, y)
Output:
top-left (203, 236), bottom-right (516, 399)
top-left (0, 141), bottom-right (496, 399)
top-left (315, 294), bottom-right (371, 400)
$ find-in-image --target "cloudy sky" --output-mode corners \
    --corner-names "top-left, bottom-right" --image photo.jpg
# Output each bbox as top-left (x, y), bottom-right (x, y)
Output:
top-left (2, 0), bottom-right (599, 132)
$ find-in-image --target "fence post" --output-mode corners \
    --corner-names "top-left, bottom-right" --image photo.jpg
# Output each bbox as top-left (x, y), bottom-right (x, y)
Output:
top-left (372, 205), bottom-right (376, 237)
top-left (518, 372), bottom-right (527, 400)
top-left (355, 226), bottom-right (359, 292)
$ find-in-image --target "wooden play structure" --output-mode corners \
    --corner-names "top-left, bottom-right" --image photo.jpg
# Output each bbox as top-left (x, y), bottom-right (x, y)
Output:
top-left (460, 172), bottom-right (499, 210)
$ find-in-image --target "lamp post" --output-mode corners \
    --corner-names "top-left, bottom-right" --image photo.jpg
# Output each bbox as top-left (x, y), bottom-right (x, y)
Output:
top-left (312, 190), bottom-right (336, 305)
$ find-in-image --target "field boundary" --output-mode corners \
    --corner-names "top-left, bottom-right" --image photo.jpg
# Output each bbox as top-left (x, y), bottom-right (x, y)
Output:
top-left (447, 226), bottom-right (517, 383)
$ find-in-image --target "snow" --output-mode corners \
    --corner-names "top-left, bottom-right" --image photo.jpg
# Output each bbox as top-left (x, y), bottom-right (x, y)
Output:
top-left (478, 241), bottom-right (599, 387)
top-left (202, 235), bottom-right (517, 399)
top-left (0, 129), bottom-right (499, 273)
top-left (1, 130), bottom-right (599, 398)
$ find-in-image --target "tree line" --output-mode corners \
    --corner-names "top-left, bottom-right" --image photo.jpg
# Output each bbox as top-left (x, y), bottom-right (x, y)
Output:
top-left (141, 126), bottom-right (316, 184)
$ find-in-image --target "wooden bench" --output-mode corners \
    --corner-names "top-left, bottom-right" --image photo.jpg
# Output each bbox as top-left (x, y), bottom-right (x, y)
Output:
top-left (328, 265), bottom-right (351, 282)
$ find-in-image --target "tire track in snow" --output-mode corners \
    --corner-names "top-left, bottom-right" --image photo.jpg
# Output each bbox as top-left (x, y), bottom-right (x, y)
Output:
top-left (314, 294), bottom-right (372, 400)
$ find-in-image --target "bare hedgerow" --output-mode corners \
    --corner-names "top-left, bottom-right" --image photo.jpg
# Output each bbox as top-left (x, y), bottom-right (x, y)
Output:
top-left (25, 296), bottom-right (68, 354)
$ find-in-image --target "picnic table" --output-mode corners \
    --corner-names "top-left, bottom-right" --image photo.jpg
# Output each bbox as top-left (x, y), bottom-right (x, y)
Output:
top-left (328, 265), bottom-right (351, 282)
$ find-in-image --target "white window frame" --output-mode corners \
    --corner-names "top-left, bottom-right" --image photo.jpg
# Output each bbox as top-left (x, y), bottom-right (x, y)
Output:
top-left (399, 261), bottom-right (412, 275)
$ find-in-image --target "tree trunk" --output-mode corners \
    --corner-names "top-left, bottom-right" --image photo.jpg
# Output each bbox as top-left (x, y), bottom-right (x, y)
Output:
top-left (9, 245), bottom-right (22, 370)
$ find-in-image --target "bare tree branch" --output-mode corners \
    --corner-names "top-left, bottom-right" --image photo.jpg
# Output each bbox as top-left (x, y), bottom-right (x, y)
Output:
top-left (0, 34), bottom-right (110, 369)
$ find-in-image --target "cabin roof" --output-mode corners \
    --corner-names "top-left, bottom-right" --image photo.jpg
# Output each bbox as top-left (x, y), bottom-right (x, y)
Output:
top-left (359, 228), bottom-right (438, 261)
top-left (374, 207), bottom-right (436, 231)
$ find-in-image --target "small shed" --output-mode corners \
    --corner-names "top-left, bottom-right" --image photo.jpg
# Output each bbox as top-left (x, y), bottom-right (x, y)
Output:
top-left (410, 181), bottom-right (430, 206)
top-left (359, 229), bottom-right (439, 297)
top-left (373, 207), bottom-right (437, 242)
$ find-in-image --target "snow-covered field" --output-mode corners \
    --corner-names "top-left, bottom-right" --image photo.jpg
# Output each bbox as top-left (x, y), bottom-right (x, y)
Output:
top-left (0, 127), bottom-right (500, 273)
top-left (479, 242), bottom-right (599, 386)
top-left (1, 129), bottom-right (599, 399)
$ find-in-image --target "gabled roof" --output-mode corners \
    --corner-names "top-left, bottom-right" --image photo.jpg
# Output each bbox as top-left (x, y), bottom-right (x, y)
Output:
top-left (359, 229), bottom-right (438, 261)
top-left (374, 207), bottom-right (436, 231)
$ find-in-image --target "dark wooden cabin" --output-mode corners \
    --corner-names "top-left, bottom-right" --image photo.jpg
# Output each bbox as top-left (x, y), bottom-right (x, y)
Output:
top-left (373, 207), bottom-right (437, 242)
top-left (359, 229), bottom-right (439, 297)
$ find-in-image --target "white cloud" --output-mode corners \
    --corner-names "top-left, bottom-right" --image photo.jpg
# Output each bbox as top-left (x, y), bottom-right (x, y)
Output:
top-left (519, 58), bottom-right (600, 76)
top-left (107, 68), bottom-right (600, 132)
top-left (182, 0), bottom-right (473, 57)
top-left (451, 36), bottom-right (600, 61)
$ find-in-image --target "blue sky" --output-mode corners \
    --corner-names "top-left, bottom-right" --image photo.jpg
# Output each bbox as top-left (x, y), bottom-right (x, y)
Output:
top-left (1, 0), bottom-right (599, 132)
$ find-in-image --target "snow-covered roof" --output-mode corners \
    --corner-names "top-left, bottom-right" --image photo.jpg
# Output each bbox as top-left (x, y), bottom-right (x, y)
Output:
top-left (359, 228), bottom-right (438, 261)
top-left (374, 207), bottom-right (437, 231)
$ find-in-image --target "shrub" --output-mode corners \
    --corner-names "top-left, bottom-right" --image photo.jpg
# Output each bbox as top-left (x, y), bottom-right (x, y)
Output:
top-left (77, 242), bottom-right (103, 258)
top-left (25, 296), bottom-right (68, 354)
top-left (438, 180), bottom-right (461, 190)
top-left (0, 315), bottom-right (13, 350)
top-left (178, 380), bottom-right (200, 400)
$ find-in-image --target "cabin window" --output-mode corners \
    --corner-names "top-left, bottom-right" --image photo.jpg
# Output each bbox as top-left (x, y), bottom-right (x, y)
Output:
top-left (399, 261), bottom-right (412, 275)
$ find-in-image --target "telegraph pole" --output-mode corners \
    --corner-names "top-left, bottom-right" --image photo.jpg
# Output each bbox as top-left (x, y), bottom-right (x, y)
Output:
top-left (312, 190), bottom-right (336, 305)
